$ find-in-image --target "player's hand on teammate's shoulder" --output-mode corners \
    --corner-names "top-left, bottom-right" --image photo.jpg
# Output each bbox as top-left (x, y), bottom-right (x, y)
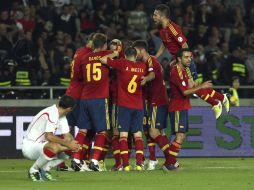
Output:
top-left (201, 80), bottom-right (213, 89)
top-left (100, 51), bottom-right (119, 64)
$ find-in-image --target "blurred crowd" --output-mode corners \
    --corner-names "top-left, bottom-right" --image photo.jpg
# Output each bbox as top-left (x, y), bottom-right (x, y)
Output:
top-left (0, 0), bottom-right (254, 91)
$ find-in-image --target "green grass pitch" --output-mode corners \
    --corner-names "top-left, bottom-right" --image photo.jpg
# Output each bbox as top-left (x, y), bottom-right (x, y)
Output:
top-left (0, 158), bottom-right (253, 190)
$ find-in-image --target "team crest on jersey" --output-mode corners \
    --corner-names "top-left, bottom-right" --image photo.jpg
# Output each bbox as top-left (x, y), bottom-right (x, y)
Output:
top-left (182, 81), bottom-right (186, 86)
top-left (126, 67), bottom-right (129, 71)
top-left (178, 36), bottom-right (183, 42)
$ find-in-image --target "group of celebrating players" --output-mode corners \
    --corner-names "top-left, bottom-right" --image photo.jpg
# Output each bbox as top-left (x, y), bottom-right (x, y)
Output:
top-left (22, 4), bottom-right (231, 182)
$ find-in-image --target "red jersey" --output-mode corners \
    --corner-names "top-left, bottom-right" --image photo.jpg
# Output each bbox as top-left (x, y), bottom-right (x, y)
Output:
top-left (109, 52), bottom-right (125, 104)
top-left (66, 47), bottom-right (92, 99)
top-left (107, 58), bottom-right (147, 110)
top-left (147, 56), bottom-right (168, 106)
top-left (142, 55), bottom-right (154, 101)
top-left (168, 64), bottom-right (191, 111)
top-left (80, 50), bottom-right (112, 99)
top-left (159, 21), bottom-right (187, 58)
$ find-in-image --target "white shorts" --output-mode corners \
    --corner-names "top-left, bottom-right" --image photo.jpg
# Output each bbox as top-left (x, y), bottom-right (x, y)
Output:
top-left (22, 138), bottom-right (48, 160)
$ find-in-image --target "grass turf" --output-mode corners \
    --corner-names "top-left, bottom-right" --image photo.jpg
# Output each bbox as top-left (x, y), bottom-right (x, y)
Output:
top-left (0, 158), bottom-right (253, 190)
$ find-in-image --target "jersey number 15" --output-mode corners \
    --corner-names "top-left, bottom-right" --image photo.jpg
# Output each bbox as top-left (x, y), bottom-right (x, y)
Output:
top-left (86, 63), bottom-right (102, 82)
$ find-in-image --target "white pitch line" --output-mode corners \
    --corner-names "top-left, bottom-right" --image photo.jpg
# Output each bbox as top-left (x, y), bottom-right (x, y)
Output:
top-left (0, 170), bottom-right (25, 173)
top-left (0, 166), bottom-right (254, 173)
top-left (191, 166), bottom-right (254, 169)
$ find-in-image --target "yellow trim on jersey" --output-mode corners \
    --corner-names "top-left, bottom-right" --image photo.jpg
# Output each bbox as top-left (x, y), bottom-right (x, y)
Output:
top-left (210, 90), bottom-right (215, 98)
top-left (186, 68), bottom-right (193, 80)
top-left (136, 150), bottom-right (144, 155)
top-left (176, 65), bottom-right (183, 80)
top-left (148, 143), bottom-right (156, 146)
top-left (169, 150), bottom-right (178, 156)
top-left (204, 94), bottom-right (210, 101)
top-left (105, 98), bottom-right (110, 130)
top-left (161, 144), bottom-right (169, 151)
top-left (103, 148), bottom-right (108, 152)
top-left (113, 150), bottom-right (120, 155)
top-left (175, 111), bottom-right (179, 132)
top-left (120, 151), bottom-right (129, 155)
top-left (168, 23), bottom-right (178, 36)
top-left (147, 56), bottom-right (154, 68)
top-left (151, 106), bottom-right (157, 128)
top-left (94, 146), bottom-right (103, 151)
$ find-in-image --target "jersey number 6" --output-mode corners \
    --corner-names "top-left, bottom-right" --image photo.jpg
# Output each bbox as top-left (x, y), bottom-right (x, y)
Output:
top-left (128, 75), bottom-right (138, 93)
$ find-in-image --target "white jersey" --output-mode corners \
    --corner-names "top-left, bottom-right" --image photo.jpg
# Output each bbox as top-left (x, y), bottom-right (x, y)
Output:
top-left (24, 104), bottom-right (70, 143)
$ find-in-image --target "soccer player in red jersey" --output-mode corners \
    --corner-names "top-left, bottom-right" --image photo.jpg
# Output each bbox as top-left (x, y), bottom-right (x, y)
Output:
top-left (100, 46), bottom-right (154, 171)
top-left (108, 39), bottom-right (124, 171)
top-left (153, 4), bottom-right (230, 119)
top-left (64, 33), bottom-right (94, 172)
top-left (78, 33), bottom-right (112, 171)
top-left (133, 40), bottom-right (172, 170)
top-left (165, 48), bottom-right (212, 170)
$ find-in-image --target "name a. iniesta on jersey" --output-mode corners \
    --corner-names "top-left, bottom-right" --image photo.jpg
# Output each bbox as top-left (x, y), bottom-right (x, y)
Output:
top-left (125, 67), bottom-right (144, 73)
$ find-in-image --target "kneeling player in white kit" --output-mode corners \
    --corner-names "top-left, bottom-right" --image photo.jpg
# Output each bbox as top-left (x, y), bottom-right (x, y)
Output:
top-left (22, 95), bottom-right (80, 182)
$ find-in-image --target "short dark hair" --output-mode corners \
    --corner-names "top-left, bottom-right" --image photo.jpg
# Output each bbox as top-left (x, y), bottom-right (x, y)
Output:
top-left (93, 33), bottom-right (107, 49)
top-left (176, 48), bottom-right (192, 60)
top-left (124, 46), bottom-right (137, 58)
top-left (132, 40), bottom-right (148, 52)
top-left (58, 95), bottom-right (75, 109)
top-left (155, 4), bottom-right (170, 17)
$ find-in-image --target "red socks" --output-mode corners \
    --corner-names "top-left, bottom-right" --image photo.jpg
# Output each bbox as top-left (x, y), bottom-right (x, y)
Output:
top-left (134, 137), bottom-right (144, 166)
top-left (72, 131), bottom-right (88, 160)
top-left (92, 133), bottom-right (107, 161)
top-left (168, 140), bottom-right (182, 165)
top-left (119, 137), bottom-right (129, 167)
top-left (206, 88), bottom-right (224, 101)
top-left (112, 135), bottom-right (121, 166)
top-left (147, 138), bottom-right (156, 161)
top-left (154, 135), bottom-right (170, 163)
top-left (196, 88), bottom-right (224, 106)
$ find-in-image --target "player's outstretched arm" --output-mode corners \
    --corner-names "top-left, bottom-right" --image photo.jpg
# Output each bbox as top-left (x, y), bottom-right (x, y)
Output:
top-left (100, 51), bottom-right (119, 64)
top-left (183, 80), bottom-right (213, 96)
top-left (155, 43), bottom-right (165, 58)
